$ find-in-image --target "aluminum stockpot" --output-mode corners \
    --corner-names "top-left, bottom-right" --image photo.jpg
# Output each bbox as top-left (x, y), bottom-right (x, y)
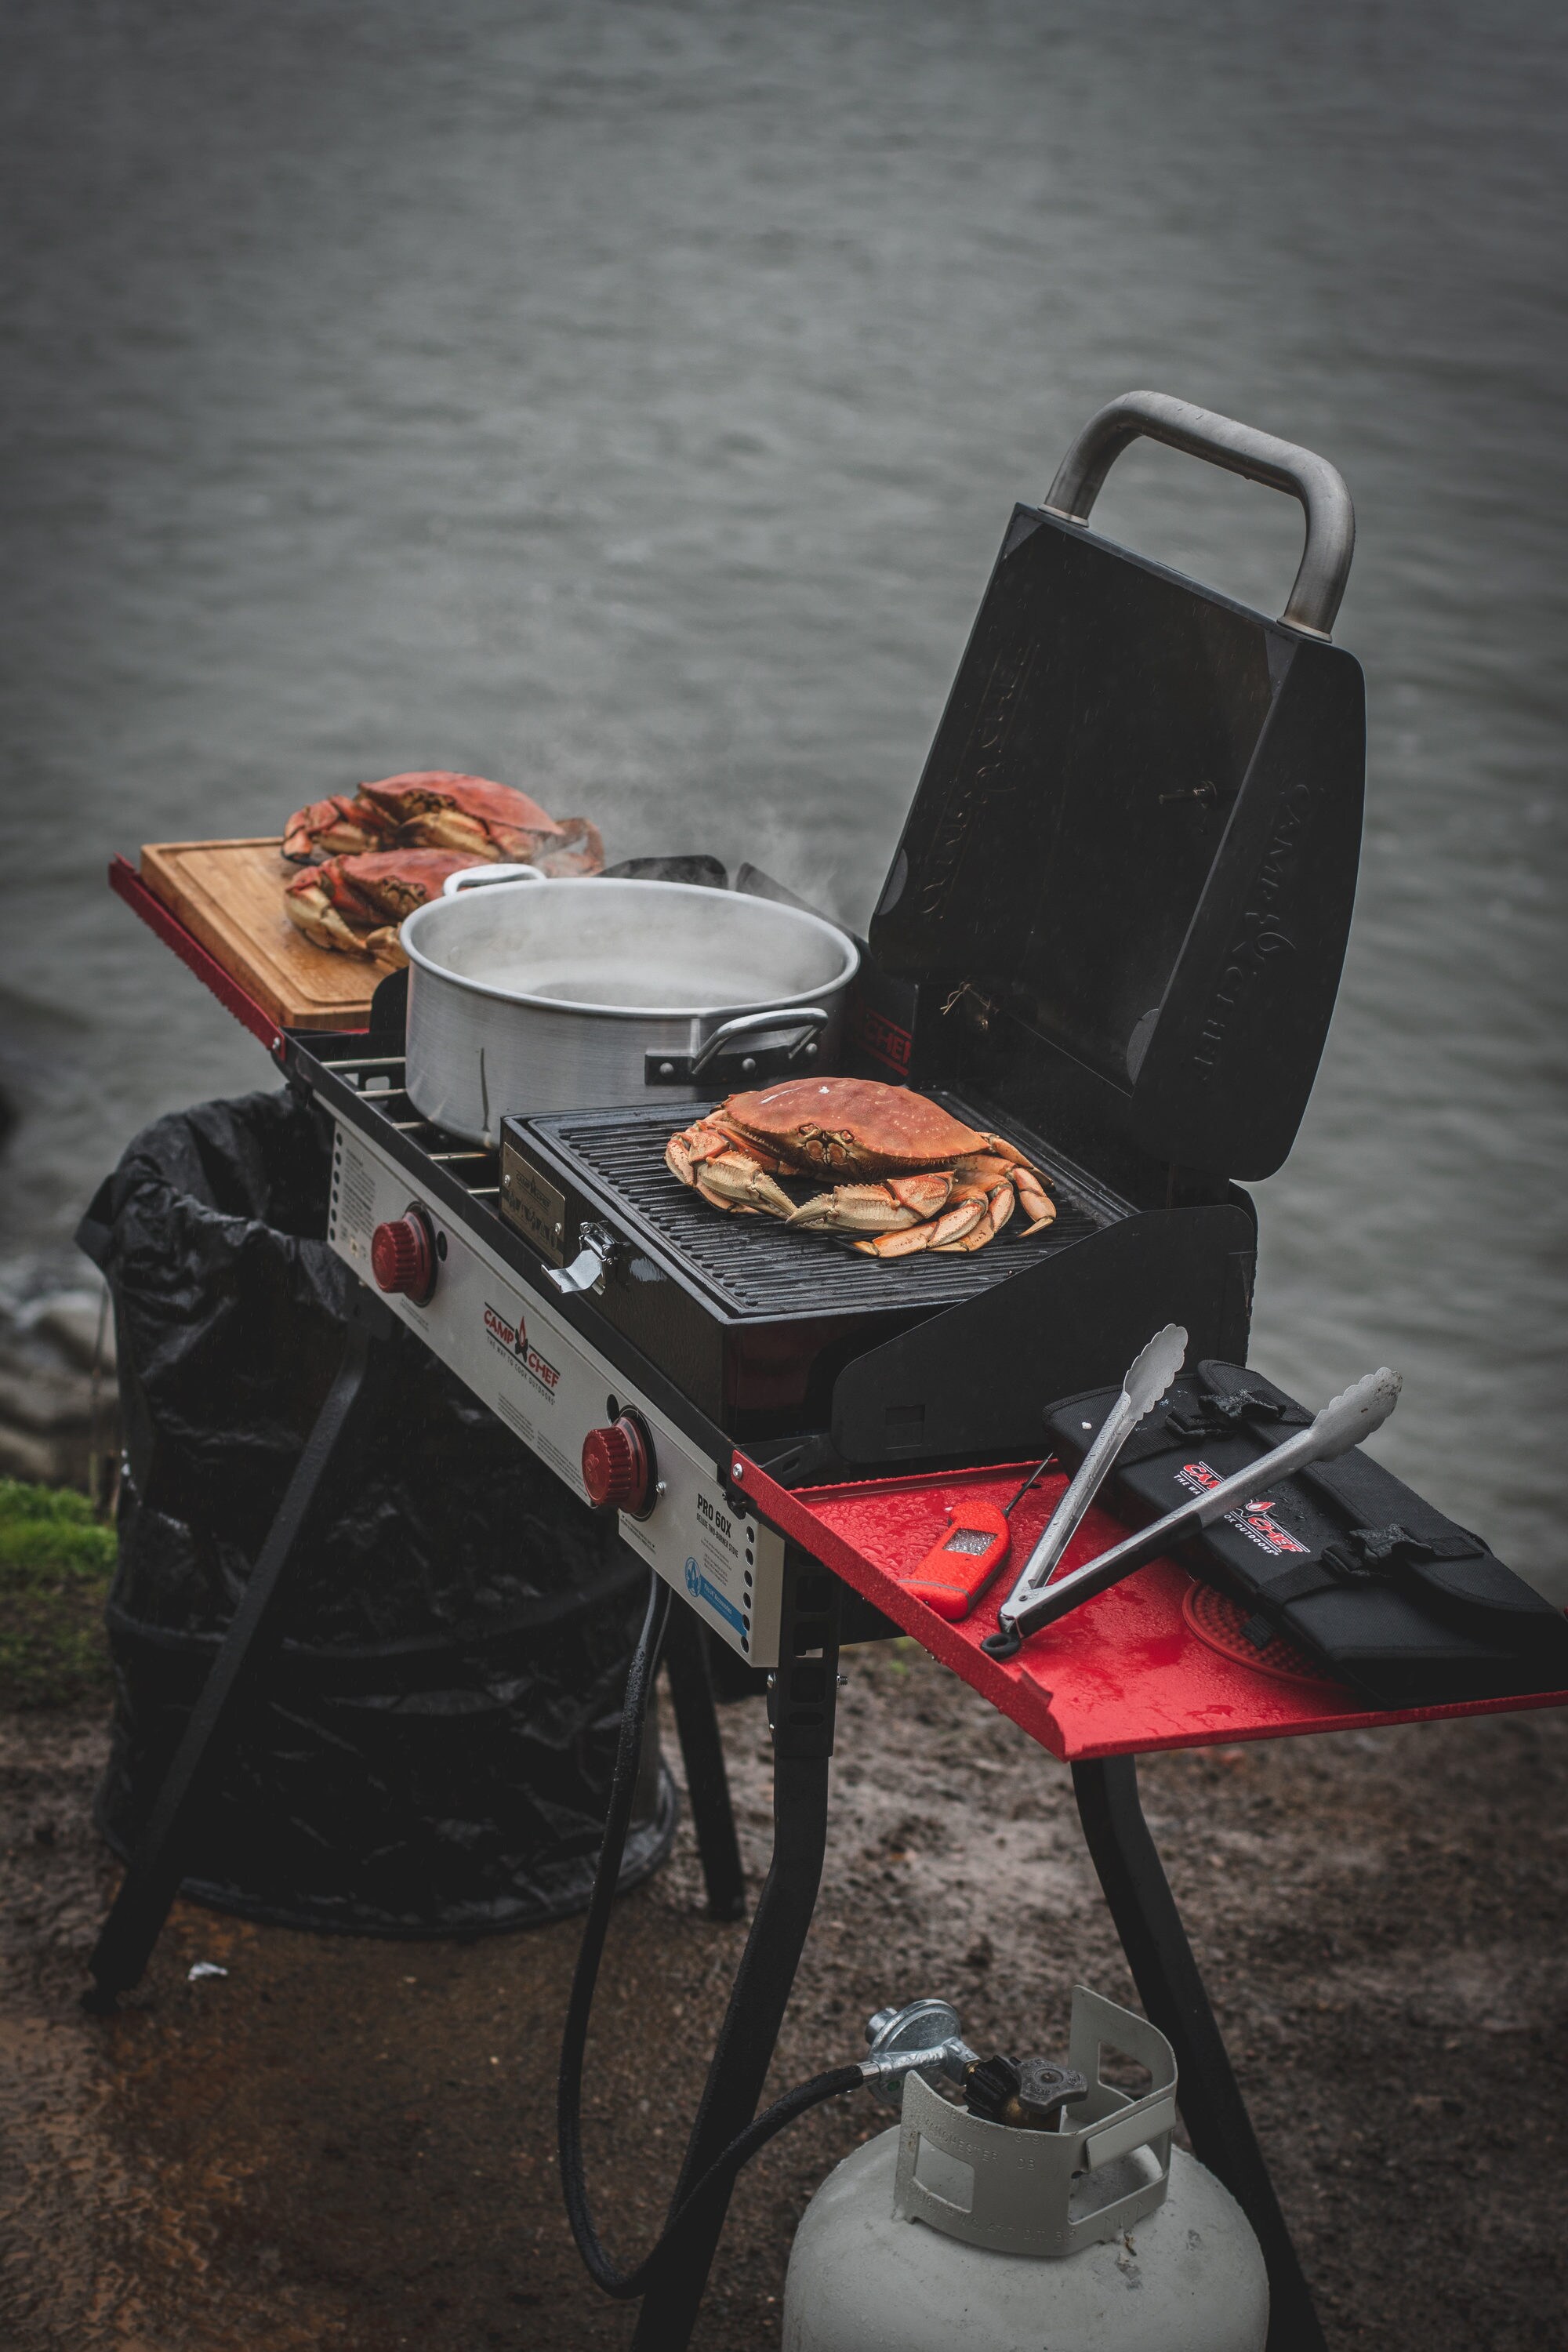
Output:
top-left (400, 866), bottom-right (860, 1145)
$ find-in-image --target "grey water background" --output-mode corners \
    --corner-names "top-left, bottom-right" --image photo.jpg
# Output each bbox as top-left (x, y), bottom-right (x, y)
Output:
top-left (2, 1), bottom-right (1564, 1599)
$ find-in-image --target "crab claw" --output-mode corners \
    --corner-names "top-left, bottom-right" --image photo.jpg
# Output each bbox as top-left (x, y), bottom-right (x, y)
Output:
top-left (1014, 1173), bottom-right (1056, 1233)
top-left (667, 1116), bottom-right (748, 1186)
top-left (283, 875), bottom-right (405, 964)
top-left (281, 794), bottom-right (394, 862)
top-left (786, 1171), bottom-right (954, 1235)
top-left (786, 1185), bottom-right (923, 1236)
top-left (688, 1151), bottom-right (797, 1219)
top-left (284, 849), bottom-right (481, 963)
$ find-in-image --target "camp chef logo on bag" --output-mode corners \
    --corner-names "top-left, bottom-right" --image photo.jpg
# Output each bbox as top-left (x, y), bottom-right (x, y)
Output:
top-left (482, 1301), bottom-right (561, 1396)
top-left (1175, 1460), bottom-right (1309, 1559)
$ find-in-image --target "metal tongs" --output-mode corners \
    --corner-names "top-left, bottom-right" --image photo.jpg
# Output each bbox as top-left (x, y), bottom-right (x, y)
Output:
top-left (989, 1365), bottom-right (1404, 1653)
top-left (983, 1323), bottom-right (1189, 1660)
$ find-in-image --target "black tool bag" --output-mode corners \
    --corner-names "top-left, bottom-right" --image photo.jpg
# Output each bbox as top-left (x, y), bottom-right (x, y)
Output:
top-left (1044, 1359), bottom-right (1568, 1710)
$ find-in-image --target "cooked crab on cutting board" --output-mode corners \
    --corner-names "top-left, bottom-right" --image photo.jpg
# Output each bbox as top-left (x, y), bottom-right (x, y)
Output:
top-left (138, 837), bottom-right (382, 1031)
top-left (280, 772), bottom-right (606, 961)
top-left (138, 774), bottom-right (612, 1029)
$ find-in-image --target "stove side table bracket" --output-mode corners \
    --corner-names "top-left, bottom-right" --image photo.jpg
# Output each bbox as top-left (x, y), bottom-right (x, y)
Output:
top-left (84, 1286), bottom-right (401, 2009)
top-left (1073, 1755), bottom-right (1326, 2352)
top-left (630, 1548), bottom-right (841, 2350)
top-left (662, 1602), bottom-right (746, 1921)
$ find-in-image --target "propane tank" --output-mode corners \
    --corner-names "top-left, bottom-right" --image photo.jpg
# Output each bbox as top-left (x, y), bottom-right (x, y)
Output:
top-left (782, 1984), bottom-right (1268, 2352)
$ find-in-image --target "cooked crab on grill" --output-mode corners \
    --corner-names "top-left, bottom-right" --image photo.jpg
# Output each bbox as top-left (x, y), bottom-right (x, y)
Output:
top-left (284, 849), bottom-right (479, 963)
top-left (666, 1077), bottom-right (1055, 1257)
top-left (282, 771), bottom-right (604, 876)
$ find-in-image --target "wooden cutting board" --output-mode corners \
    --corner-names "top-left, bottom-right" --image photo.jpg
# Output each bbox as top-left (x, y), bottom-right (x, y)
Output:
top-left (139, 838), bottom-right (383, 1031)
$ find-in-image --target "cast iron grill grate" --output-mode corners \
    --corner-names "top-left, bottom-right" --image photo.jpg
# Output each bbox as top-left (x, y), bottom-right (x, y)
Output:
top-left (528, 1096), bottom-right (1119, 1322)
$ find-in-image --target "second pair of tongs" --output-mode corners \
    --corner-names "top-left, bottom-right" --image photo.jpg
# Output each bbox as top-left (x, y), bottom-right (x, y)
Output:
top-left (987, 1363), bottom-right (1404, 1656)
top-left (982, 1323), bottom-right (1189, 1661)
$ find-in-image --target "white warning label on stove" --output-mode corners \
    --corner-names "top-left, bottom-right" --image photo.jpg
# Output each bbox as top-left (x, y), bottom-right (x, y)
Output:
top-left (332, 1138), bottom-right (378, 1258)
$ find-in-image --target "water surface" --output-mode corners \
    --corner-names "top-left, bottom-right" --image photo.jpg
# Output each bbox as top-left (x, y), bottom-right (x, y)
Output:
top-left (2, 0), bottom-right (1563, 1592)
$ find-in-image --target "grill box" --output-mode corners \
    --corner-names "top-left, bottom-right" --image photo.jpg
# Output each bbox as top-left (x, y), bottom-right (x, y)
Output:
top-left (497, 492), bottom-right (1366, 1475)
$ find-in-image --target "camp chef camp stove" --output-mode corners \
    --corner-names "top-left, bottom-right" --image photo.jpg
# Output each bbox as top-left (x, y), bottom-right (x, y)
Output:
top-left (92, 395), bottom-right (1568, 2352)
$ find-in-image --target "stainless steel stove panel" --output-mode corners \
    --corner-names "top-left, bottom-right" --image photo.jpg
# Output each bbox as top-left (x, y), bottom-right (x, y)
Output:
top-left (326, 1113), bottom-right (786, 1665)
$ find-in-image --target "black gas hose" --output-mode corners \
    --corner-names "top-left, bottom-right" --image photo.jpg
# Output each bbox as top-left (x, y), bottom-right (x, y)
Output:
top-left (556, 1572), bottom-right (863, 2301)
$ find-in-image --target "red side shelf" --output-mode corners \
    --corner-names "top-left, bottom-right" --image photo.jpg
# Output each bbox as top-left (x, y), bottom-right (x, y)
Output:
top-left (732, 1452), bottom-right (1568, 1762)
top-left (110, 855), bottom-right (285, 1053)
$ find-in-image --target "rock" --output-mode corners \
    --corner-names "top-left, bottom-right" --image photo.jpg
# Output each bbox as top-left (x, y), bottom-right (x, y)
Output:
top-left (0, 1283), bottom-right (118, 1492)
top-left (27, 1290), bottom-right (114, 1376)
top-left (0, 1365), bottom-right (96, 1438)
top-left (0, 1423), bottom-right (60, 1484)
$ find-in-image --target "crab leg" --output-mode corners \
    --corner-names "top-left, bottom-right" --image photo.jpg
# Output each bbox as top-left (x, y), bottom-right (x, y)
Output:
top-left (853, 1181), bottom-right (994, 1258)
top-left (977, 1136), bottom-right (1056, 1233)
top-left (281, 793), bottom-right (396, 863)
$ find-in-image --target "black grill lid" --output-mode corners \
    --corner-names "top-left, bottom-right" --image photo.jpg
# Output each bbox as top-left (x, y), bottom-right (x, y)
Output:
top-left (869, 400), bottom-right (1366, 1181)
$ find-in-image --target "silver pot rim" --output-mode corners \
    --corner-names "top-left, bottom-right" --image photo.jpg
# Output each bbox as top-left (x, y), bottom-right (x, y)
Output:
top-left (398, 875), bottom-right (859, 1021)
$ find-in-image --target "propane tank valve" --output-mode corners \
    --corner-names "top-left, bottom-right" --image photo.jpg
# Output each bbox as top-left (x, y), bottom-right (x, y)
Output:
top-left (963, 2051), bottom-right (1089, 2132)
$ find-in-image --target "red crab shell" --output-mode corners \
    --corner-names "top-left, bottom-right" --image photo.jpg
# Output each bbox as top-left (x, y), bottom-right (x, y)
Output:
top-left (355, 771), bottom-right (560, 843)
top-left (296, 848), bottom-right (481, 922)
top-left (282, 771), bottom-right (606, 875)
top-left (281, 792), bottom-right (398, 862)
top-left (283, 848), bottom-right (485, 961)
top-left (718, 1079), bottom-right (993, 1175)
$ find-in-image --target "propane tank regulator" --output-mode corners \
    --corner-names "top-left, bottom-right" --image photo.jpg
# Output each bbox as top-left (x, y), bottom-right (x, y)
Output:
top-left (783, 1984), bottom-right (1270, 2352)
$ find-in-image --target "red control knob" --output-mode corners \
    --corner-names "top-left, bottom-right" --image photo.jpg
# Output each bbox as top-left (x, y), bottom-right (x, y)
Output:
top-left (582, 1413), bottom-right (655, 1517)
top-left (371, 1209), bottom-right (437, 1303)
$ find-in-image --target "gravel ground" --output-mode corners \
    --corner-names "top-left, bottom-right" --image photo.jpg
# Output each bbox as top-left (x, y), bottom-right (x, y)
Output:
top-left (2, 1646), bottom-right (1565, 2350)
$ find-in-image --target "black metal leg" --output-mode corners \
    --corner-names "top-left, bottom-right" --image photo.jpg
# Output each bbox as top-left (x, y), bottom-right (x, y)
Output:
top-left (630, 1548), bottom-right (840, 2351)
top-left (1073, 1754), bottom-right (1327, 2352)
top-left (85, 1294), bottom-right (397, 2009)
top-left (662, 1600), bottom-right (746, 1921)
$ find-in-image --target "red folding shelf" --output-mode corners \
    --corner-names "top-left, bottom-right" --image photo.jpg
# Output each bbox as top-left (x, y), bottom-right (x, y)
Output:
top-left (731, 1453), bottom-right (1568, 1762)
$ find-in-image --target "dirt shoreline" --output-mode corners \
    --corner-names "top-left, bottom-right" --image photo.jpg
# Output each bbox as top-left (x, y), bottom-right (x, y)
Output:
top-left (2, 1646), bottom-right (1564, 2349)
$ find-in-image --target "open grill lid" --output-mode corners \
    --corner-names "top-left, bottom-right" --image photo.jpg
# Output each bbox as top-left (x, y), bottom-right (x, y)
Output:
top-left (868, 393), bottom-right (1367, 1182)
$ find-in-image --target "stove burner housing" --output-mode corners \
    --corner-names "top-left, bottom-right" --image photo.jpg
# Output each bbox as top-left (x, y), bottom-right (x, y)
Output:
top-left (308, 461), bottom-right (1363, 1483)
top-left (498, 1093), bottom-right (1254, 1468)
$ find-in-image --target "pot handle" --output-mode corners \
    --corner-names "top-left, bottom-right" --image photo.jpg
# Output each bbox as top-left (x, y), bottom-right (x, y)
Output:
top-left (689, 1006), bottom-right (830, 1080)
top-left (1043, 389), bottom-right (1355, 639)
top-left (442, 862), bottom-right (546, 897)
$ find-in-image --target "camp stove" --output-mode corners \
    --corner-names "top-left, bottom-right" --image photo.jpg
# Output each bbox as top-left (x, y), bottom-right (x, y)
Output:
top-left (298, 390), bottom-right (1366, 1676)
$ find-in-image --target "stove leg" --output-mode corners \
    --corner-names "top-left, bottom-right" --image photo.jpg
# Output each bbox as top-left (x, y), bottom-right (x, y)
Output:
top-left (84, 1292), bottom-right (397, 2011)
top-left (1072, 1754), bottom-right (1326, 2352)
top-left (630, 1548), bottom-right (840, 2352)
top-left (662, 1602), bottom-right (746, 1921)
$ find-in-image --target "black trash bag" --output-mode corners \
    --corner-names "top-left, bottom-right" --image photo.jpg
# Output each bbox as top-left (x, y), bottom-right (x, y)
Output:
top-left (77, 1087), bottom-right (674, 1936)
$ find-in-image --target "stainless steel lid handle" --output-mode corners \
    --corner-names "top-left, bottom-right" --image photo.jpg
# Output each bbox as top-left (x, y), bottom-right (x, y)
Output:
top-left (1044, 390), bottom-right (1356, 641)
top-left (688, 1006), bottom-right (831, 1081)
